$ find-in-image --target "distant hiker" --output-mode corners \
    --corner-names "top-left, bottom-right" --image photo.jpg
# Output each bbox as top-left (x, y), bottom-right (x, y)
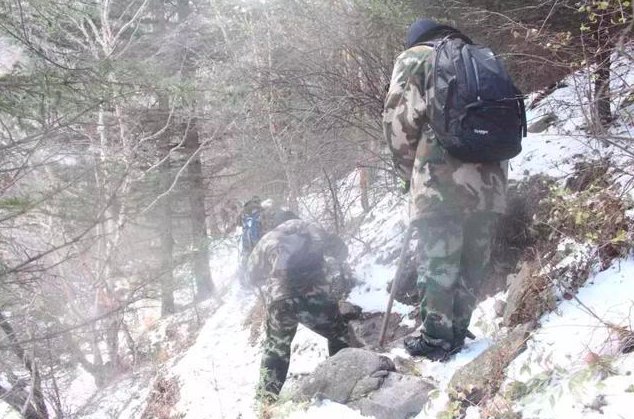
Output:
top-left (383, 19), bottom-right (524, 360)
top-left (237, 196), bottom-right (282, 285)
top-left (239, 195), bottom-right (263, 255)
top-left (247, 211), bottom-right (355, 401)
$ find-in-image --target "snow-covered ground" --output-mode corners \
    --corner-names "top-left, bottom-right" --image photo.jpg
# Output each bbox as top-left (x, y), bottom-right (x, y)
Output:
top-left (502, 259), bottom-right (634, 419)
top-left (171, 287), bottom-right (260, 418)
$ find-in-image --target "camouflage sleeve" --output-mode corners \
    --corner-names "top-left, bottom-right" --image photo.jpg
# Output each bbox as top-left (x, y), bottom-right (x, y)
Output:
top-left (382, 50), bottom-right (429, 181)
top-left (269, 242), bottom-right (291, 281)
top-left (246, 248), bottom-right (265, 288)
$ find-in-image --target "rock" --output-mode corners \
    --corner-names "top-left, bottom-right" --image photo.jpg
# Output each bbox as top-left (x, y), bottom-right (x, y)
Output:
top-left (503, 262), bottom-right (532, 326)
top-left (293, 348), bottom-right (395, 404)
top-left (494, 300), bottom-right (507, 318)
top-left (293, 348), bottom-right (435, 419)
top-left (392, 356), bottom-right (419, 376)
top-left (349, 312), bottom-right (414, 348)
top-left (352, 373), bottom-right (434, 419)
top-left (448, 322), bottom-right (535, 406)
top-left (527, 113), bottom-right (557, 133)
top-left (339, 301), bottom-right (362, 321)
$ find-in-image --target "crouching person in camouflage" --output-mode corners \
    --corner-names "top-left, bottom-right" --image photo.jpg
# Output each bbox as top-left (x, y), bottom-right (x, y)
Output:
top-left (247, 211), bottom-right (354, 402)
top-left (383, 19), bottom-right (508, 360)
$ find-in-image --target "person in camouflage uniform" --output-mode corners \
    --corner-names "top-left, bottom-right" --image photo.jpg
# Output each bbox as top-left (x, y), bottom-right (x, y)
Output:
top-left (383, 19), bottom-right (508, 360)
top-left (237, 196), bottom-right (284, 285)
top-left (247, 211), bottom-right (353, 400)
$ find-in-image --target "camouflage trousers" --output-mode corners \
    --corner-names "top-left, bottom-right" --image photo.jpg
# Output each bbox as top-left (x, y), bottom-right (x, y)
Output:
top-left (413, 212), bottom-right (496, 350)
top-left (258, 293), bottom-right (349, 399)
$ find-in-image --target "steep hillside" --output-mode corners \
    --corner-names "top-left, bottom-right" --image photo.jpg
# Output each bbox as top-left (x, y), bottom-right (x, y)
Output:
top-left (45, 51), bottom-right (634, 419)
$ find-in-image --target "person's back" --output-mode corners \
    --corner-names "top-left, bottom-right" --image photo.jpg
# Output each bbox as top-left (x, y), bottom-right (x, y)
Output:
top-left (246, 216), bottom-right (352, 402)
top-left (237, 197), bottom-right (289, 287)
top-left (383, 18), bottom-right (511, 360)
top-left (384, 45), bottom-right (508, 219)
top-left (248, 218), bottom-right (347, 305)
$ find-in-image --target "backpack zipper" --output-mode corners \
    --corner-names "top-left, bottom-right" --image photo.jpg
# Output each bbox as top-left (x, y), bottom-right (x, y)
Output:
top-left (471, 56), bottom-right (481, 100)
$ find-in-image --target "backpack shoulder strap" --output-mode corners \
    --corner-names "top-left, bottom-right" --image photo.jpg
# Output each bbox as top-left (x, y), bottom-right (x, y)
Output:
top-left (417, 33), bottom-right (473, 49)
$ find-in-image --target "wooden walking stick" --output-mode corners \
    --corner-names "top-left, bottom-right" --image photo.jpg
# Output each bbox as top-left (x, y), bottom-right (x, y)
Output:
top-left (378, 224), bottom-right (414, 347)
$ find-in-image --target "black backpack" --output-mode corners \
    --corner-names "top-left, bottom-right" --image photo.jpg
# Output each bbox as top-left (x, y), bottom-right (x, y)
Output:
top-left (423, 36), bottom-right (527, 162)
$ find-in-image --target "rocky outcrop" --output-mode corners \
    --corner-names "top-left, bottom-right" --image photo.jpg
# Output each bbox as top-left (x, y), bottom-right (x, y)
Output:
top-left (448, 322), bottom-right (535, 406)
top-left (354, 372), bottom-right (434, 419)
top-left (348, 312), bottom-right (415, 348)
top-left (293, 348), bottom-right (395, 404)
top-left (503, 263), bottom-right (556, 327)
top-left (293, 348), bottom-right (434, 419)
top-left (527, 112), bottom-right (557, 133)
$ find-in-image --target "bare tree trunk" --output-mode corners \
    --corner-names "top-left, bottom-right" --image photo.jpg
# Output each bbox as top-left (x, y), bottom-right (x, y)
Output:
top-left (155, 0), bottom-right (175, 316)
top-left (0, 312), bottom-right (49, 419)
top-left (185, 125), bottom-right (215, 301)
top-left (0, 384), bottom-right (42, 419)
top-left (45, 339), bottom-right (64, 419)
top-left (157, 94), bottom-right (176, 317)
top-left (59, 328), bottom-right (106, 387)
top-left (594, 48), bottom-right (612, 126)
top-left (122, 322), bottom-right (138, 367)
top-left (261, 9), bottom-right (300, 212)
top-left (324, 170), bottom-right (343, 234)
top-left (105, 315), bottom-right (121, 370)
top-left (591, 12), bottom-right (613, 129)
top-left (179, 0), bottom-right (215, 301)
top-left (359, 167), bottom-right (370, 213)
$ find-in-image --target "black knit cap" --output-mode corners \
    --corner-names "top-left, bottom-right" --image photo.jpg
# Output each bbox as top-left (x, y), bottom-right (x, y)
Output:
top-left (405, 18), bottom-right (463, 49)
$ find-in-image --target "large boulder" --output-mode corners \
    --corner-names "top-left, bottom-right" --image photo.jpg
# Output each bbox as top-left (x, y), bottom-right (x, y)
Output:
top-left (448, 322), bottom-right (535, 406)
top-left (353, 372), bottom-right (434, 419)
top-left (293, 348), bottom-right (395, 404)
top-left (293, 348), bottom-right (434, 419)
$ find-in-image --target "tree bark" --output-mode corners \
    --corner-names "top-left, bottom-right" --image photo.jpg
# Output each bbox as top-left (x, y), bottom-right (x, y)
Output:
top-left (594, 47), bottom-right (612, 126)
top-left (591, 9), bottom-right (613, 129)
top-left (0, 384), bottom-right (42, 419)
top-left (155, 0), bottom-right (175, 316)
top-left (359, 167), bottom-right (370, 213)
top-left (184, 123), bottom-right (215, 301)
top-left (0, 312), bottom-right (49, 419)
top-left (179, 0), bottom-right (215, 301)
top-left (157, 95), bottom-right (176, 317)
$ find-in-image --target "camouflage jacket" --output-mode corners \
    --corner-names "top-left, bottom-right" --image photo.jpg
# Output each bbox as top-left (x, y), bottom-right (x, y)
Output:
top-left (383, 45), bottom-right (508, 220)
top-left (238, 203), bottom-right (284, 257)
top-left (247, 219), bottom-right (348, 305)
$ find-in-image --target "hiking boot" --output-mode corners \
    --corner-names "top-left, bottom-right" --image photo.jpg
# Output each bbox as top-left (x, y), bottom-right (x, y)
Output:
top-left (450, 329), bottom-right (476, 354)
top-left (449, 338), bottom-right (465, 356)
top-left (403, 335), bottom-right (449, 361)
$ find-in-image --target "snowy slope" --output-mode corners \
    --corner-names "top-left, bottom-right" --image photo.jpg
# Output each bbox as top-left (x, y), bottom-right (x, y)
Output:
top-left (503, 259), bottom-right (634, 419)
top-left (171, 287), bottom-right (260, 418)
top-left (511, 51), bottom-right (634, 182)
